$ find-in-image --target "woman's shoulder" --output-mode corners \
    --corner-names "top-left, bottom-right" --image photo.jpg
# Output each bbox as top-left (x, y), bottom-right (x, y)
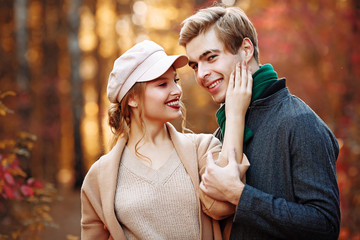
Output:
top-left (166, 123), bottom-right (222, 151)
top-left (181, 132), bottom-right (222, 151)
top-left (82, 155), bottom-right (105, 187)
top-left (83, 139), bottom-right (126, 185)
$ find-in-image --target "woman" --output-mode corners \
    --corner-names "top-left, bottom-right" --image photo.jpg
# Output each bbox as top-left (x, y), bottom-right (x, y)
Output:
top-left (81, 40), bottom-right (252, 240)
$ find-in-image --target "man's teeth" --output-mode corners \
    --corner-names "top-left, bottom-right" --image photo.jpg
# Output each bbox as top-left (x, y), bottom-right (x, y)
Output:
top-left (208, 80), bottom-right (221, 89)
top-left (167, 100), bottom-right (179, 106)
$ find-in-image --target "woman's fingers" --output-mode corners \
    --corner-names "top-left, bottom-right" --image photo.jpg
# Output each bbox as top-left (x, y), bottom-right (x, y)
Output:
top-left (229, 50), bottom-right (252, 94)
top-left (228, 70), bottom-right (235, 90)
top-left (247, 67), bottom-right (253, 92)
top-left (235, 62), bottom-right (241, 89)
top-left (241, 61), bottom-right (247, 89)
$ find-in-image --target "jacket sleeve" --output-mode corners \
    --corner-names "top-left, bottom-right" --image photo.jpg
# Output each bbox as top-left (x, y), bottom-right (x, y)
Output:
top-left (81, 161), bottom-right (112, 240)
top-left (233, 113), bottom-right (340, 240)
top-left (195, 134), bottom-right (250, 220)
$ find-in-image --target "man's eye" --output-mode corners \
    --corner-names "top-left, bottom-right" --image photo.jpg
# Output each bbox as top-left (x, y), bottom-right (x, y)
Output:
top-left (190, 64), bottom-right (198, 71)
top-left (208, 55), bottom-right (216, 61)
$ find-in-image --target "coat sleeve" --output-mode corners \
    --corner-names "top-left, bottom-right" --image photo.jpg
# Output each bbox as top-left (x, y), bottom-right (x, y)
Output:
top-left (81, 161), bottom-right (112, 240)
top-left (233, 112), bottom-right (340, 240)
top-left (194, 134), bottom-right (249, 220)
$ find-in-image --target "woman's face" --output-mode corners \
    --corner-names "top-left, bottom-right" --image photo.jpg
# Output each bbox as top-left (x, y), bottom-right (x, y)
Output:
top-left (142, 67), bottom-right (183, 124)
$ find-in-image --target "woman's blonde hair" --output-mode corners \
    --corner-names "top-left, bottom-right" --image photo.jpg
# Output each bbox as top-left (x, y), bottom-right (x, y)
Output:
top-left (108, 81), bottom-right (188, 161)
top-left (179, 4), bottom-right (259, 63)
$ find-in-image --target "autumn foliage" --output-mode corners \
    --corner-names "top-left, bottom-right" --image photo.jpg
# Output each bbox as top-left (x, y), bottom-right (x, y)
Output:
top-left (0, 92), bottom-right (57, 240)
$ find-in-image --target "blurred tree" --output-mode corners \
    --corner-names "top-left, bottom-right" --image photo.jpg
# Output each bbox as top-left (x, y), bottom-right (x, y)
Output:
top-left (14, 0), bottom-right (32, 176)
top-left (68, 0), bottom-right (85, 188)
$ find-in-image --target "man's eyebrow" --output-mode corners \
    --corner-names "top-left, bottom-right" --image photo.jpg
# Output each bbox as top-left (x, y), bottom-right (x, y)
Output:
top-left (200, 49), bottom-right (220, 59)
top-left (188, 49), bottom-right (220, 66)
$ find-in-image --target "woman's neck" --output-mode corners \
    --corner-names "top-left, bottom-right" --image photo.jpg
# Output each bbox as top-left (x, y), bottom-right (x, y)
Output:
top-left (127, 116), bottom-right (171, 148)
top-left (127, 118), bottom-right (174, 169)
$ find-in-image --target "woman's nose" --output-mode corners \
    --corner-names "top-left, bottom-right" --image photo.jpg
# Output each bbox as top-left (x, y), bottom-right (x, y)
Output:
top-left (171, 82), bottom-right (182, 96)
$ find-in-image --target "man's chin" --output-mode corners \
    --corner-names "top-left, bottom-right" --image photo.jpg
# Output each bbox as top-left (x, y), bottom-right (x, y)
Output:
top-left (211, 95), bottom-right (225, 104)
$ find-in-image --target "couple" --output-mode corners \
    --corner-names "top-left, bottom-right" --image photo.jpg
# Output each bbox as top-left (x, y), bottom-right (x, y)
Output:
top-left (81, 4), bottom-right (340, 240)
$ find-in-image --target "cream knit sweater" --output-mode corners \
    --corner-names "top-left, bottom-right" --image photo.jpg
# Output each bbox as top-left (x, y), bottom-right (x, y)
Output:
top-left (81, 123), bottom-right (250, 240)
top-left (114, 147), bottom-right (200, 239)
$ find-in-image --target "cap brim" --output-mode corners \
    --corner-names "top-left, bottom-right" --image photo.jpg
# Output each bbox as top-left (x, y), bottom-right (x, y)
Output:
top-left (138, 54), bottom-right (188, 82)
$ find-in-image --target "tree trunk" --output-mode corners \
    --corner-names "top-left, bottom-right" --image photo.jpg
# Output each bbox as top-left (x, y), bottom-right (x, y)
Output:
top-left (14, 0), bottom-right (29, 92)
top-left (14, 0), bottom-right (33, 176)
top-left (68, 0), bottom-right (85, 188)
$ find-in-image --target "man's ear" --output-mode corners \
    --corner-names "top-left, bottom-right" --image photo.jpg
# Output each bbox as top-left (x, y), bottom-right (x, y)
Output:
top-left (239, 38), bottom-right (254, 63)
top-left (128, 94), bottom-right (138, 108)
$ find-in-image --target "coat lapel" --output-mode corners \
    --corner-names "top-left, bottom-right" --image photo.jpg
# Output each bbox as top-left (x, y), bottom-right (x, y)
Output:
top-left (99, 137), bottom-right (127, 240)
top-left (166, 123), bottom-right (200, 193)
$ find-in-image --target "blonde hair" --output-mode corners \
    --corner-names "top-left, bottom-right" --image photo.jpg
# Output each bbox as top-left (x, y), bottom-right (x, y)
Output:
top-left (108, 81), bottom-right (188, 162)
top-left (179, 4), bottom-right (259, 63)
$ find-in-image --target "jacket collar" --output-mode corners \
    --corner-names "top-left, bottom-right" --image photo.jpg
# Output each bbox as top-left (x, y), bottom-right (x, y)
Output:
top-left (251, 85), bottom-right (290, 108)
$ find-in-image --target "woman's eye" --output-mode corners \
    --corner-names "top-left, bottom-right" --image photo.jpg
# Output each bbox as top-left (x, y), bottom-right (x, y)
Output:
top-left (174, 78), bottom-right (180, 83)
top-left (159, 83), bottom-right (167, 87)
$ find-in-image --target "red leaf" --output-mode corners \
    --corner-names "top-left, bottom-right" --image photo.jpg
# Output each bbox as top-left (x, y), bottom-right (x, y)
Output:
top-left (4, 171), bottom-right (15, 185)
top-left (20, 185), bottom-right (34, 197)
top-left (27, 178), bottom-right (44, 188)
top-left (3, 185), bottom-right (14, 199)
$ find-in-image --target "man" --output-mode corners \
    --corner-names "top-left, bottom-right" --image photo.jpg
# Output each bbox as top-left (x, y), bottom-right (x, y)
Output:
top-left (179, 4), bottom-right (340, 240)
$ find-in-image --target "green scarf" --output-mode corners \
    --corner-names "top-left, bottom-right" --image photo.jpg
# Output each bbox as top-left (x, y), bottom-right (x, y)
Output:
top-left (216, 64), bottom-right (278, 152)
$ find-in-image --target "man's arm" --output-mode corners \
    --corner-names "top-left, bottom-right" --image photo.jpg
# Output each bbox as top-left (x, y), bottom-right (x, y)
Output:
top-left (220, 58), bottom-right (252, 165)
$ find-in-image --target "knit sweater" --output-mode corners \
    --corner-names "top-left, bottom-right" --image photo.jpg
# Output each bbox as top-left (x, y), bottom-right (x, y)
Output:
top-left (81, 123), bottom-right (249, 240)
top-left (114, 147), bottom-right (200, 239)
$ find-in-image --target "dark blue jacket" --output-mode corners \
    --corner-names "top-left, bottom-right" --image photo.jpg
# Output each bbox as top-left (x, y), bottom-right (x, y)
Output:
top-left (217, 80), bottom-right (340, 239)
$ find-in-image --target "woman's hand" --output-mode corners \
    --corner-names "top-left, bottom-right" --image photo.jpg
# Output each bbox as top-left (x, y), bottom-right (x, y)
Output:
top-left (225, 55), bottom-right (253, 120)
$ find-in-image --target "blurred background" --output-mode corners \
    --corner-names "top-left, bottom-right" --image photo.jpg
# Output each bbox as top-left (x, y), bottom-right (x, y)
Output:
top-left (0, 0), bottom-right (359, 239)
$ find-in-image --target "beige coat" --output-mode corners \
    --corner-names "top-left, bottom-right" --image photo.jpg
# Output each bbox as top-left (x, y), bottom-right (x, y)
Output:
top-left (81, 123), bottom-right (248, 240)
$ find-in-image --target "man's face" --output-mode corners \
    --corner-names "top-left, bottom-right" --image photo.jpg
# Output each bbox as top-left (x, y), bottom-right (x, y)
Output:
top-left (186, 27), bottom-right (243, 104)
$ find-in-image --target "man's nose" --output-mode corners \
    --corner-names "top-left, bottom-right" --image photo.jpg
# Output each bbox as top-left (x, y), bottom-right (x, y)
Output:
top-left (197, 63), bottom-right (210, 81)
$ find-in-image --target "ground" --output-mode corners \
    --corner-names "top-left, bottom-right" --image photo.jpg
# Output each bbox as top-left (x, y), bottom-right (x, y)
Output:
top-left (40, 186), bottom-right (81, 240)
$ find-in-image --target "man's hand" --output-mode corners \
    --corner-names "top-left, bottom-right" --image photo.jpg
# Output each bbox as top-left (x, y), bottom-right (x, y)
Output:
top-left (200, 149), bottom-right (245, 206)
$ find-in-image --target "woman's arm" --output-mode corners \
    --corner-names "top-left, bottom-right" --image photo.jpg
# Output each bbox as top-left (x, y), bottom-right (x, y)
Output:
top-left (221, 60), bottom-right (252, 166)
top-left (81, 162), bottom-right (111, 240)
top-left (198, 60), bottom-right (252, 219)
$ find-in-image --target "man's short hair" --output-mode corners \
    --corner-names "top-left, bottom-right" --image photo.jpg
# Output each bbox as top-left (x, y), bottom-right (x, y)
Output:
top-left (179, 4), bottom-right (259, 63)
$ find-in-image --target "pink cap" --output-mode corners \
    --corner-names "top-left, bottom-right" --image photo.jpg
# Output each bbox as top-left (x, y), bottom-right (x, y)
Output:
top-left (107, 40), bottom-right (188, 103)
